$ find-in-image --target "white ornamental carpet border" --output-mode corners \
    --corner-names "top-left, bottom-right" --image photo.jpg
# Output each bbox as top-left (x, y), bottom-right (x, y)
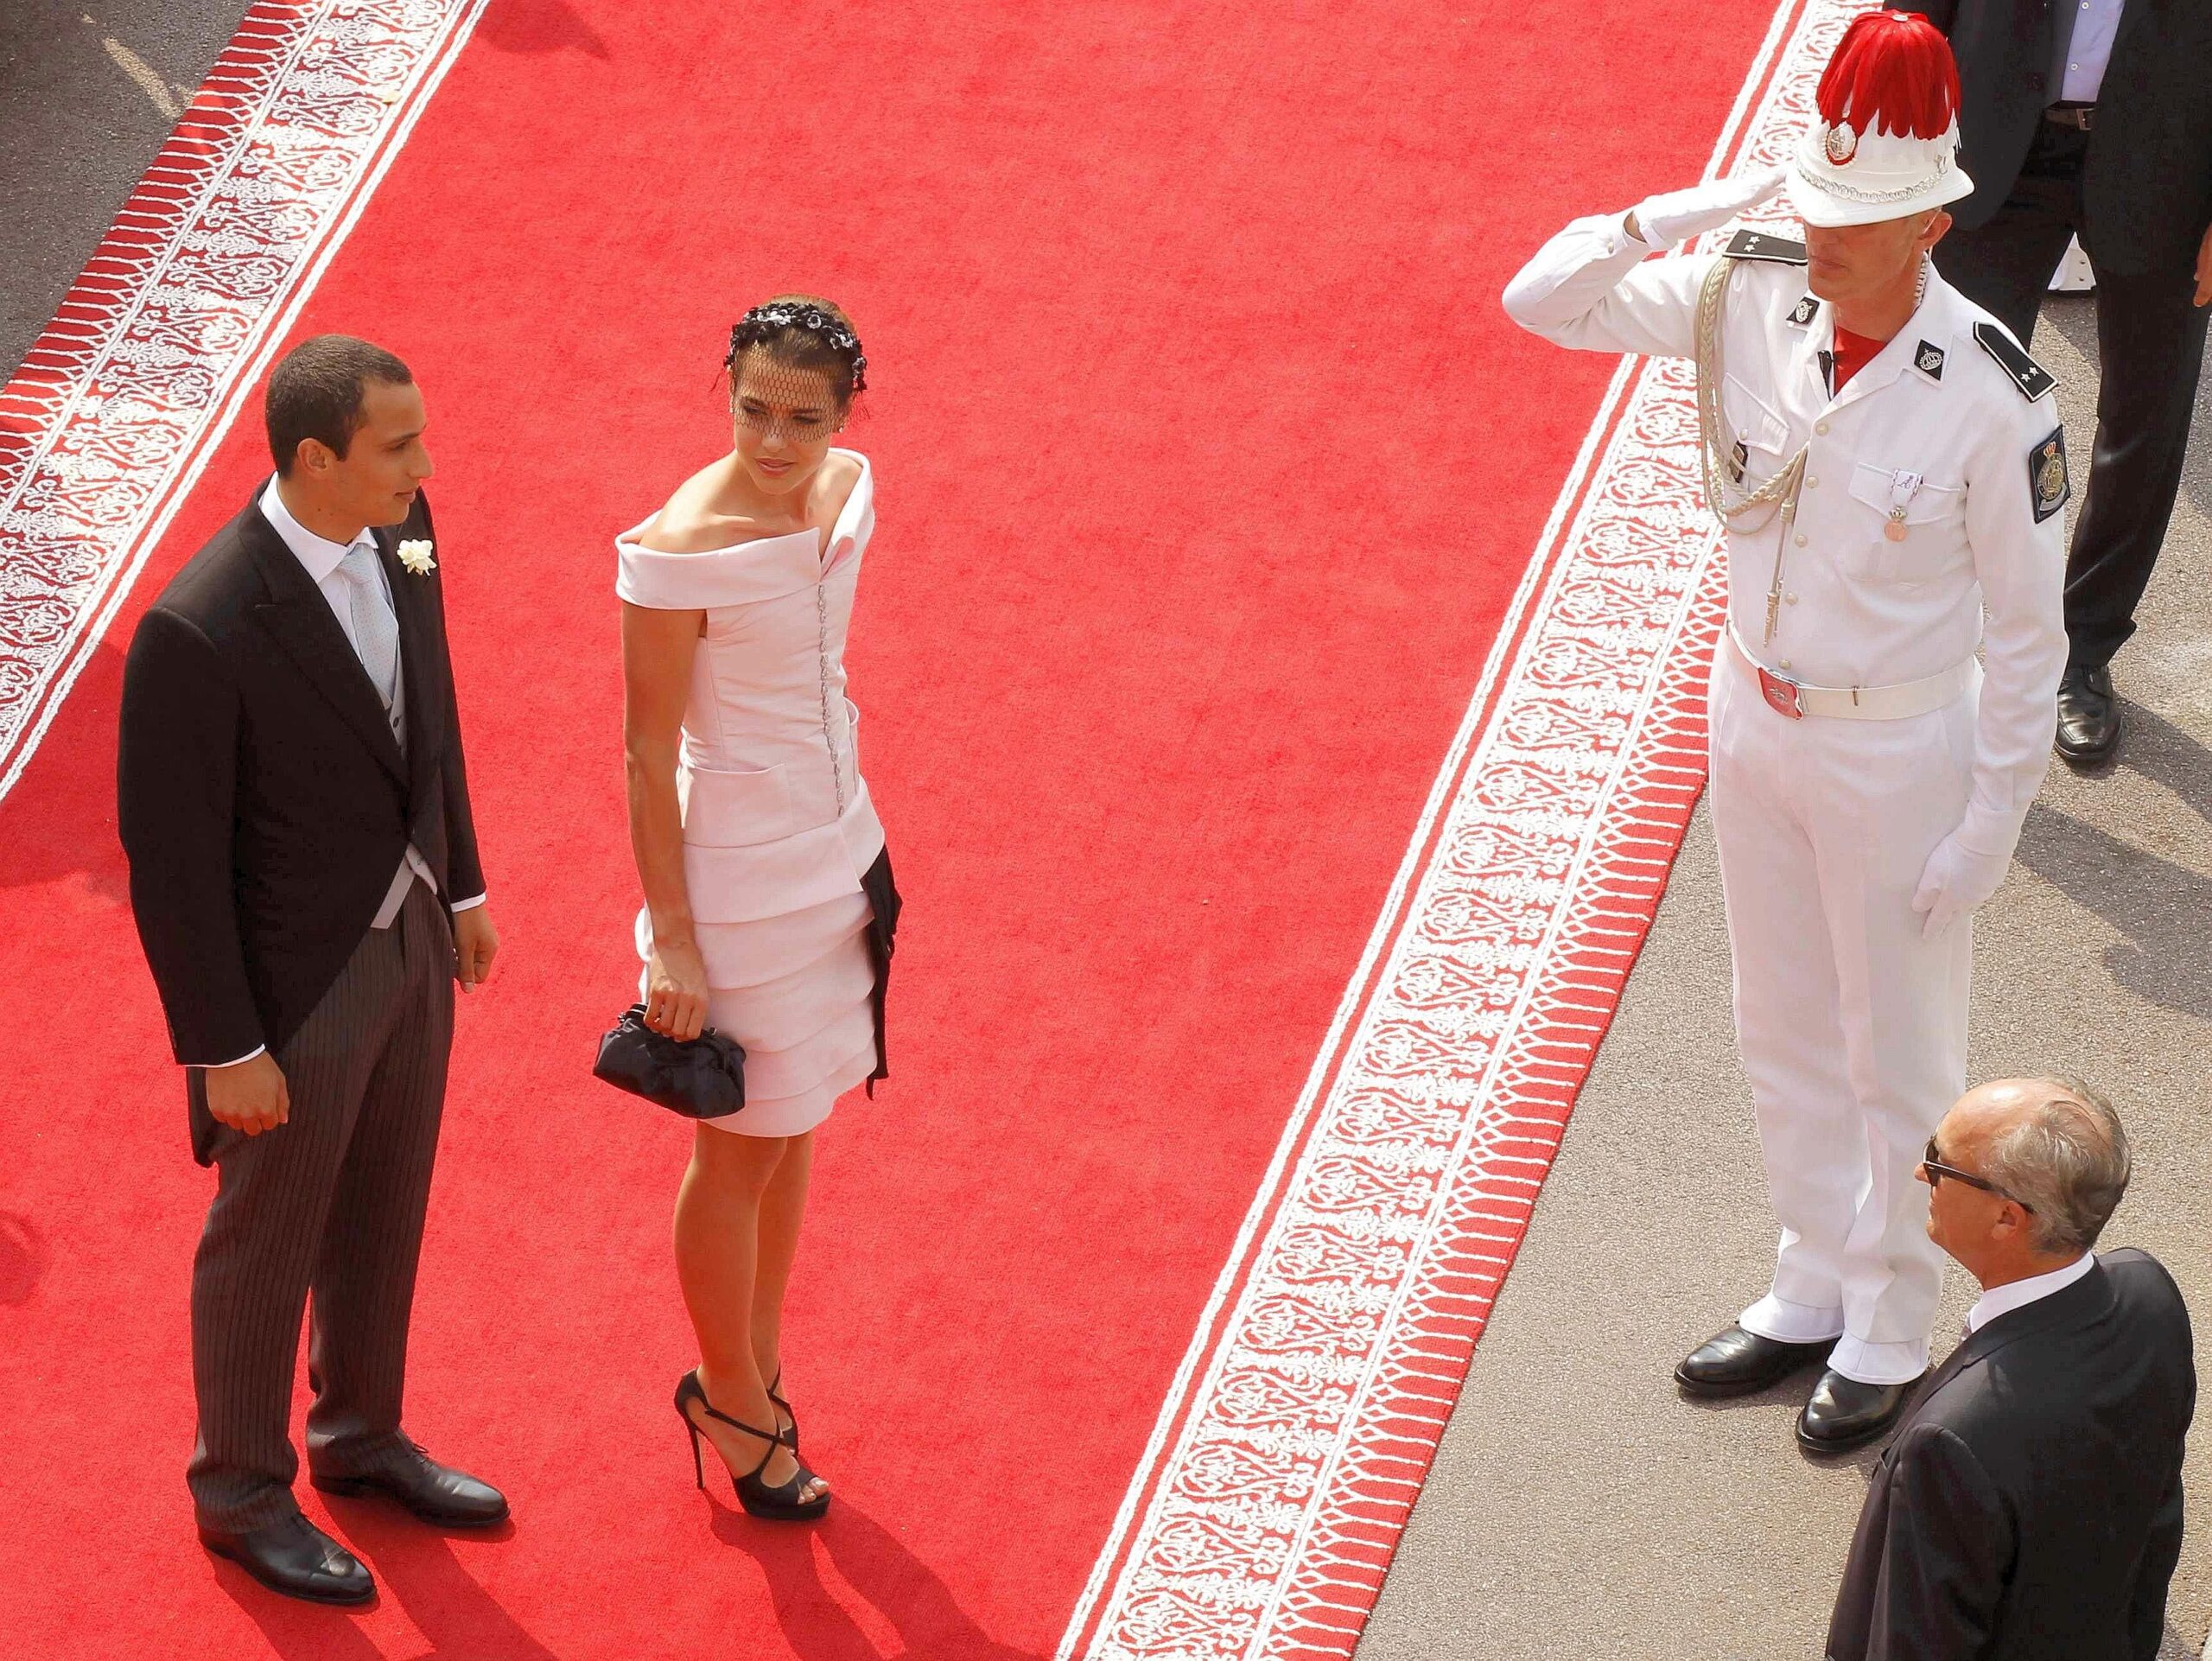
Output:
top-left (0, 0), bottom-right (490, 801)
top-left (1057, 0), bottom-right (1868, 1656)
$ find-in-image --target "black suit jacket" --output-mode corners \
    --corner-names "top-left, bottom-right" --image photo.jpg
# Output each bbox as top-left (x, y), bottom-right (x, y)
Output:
top-left (1827, 1249), bottom-right (2195, 1661)
top-left (1896, 0), bottom-right (2212, 277)
top-left (118, 486), bottom-right (483, 1158)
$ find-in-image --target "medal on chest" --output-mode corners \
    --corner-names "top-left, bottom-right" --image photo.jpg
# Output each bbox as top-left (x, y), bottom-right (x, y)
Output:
top-left (1884, 469), bottom-right (1923, 543)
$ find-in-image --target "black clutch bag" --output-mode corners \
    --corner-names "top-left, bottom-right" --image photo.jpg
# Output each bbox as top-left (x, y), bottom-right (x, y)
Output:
top-left (593, 1005), bottom-right (747, 1119)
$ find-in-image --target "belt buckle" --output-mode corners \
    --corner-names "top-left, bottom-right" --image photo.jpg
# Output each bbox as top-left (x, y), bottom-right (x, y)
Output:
top-left (1758, 665), bottom-right (1805, 720)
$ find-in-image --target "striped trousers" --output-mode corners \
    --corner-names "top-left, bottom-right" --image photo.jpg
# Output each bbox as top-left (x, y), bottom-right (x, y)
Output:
top-left (186, 879), bottom-right (454, 1531)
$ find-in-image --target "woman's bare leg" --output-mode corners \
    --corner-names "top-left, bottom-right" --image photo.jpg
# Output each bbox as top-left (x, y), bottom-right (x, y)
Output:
top-left (750, 1129), bottom-right (815, 1407)
top-left (672, 1126), bottom-right (822, 1495)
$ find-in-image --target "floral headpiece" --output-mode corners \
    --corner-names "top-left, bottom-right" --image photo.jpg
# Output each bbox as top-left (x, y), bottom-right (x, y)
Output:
top-left (725, 303), bottom-right (868, 393)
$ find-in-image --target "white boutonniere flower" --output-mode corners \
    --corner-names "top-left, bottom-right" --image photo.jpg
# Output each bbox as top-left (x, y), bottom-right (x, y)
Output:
top-left (396, 538), bottom-right (436, 576)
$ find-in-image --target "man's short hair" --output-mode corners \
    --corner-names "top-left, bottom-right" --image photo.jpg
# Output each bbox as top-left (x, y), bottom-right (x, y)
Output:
top-left (1980, 1076), bottom-right (2131, 1255)
top-left (264, 334), bottom-right (413, 477)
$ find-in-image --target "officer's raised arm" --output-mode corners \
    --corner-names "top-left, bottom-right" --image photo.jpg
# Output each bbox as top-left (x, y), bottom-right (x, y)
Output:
top-left (1500, 169), bottom-right (1787, 358)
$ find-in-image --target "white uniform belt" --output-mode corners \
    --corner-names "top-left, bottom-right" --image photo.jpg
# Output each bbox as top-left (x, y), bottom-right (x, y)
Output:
top-left (1727, 627), bottom-right (1976, 721)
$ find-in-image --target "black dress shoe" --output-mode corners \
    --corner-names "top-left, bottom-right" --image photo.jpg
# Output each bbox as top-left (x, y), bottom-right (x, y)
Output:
top-left (198, 1512), bottom-right (375, 1606)
top-left (1674, 1325), bottom-right (1834, 1397)
top-left (2055, 661), bottom-right (2122, 768)
top-left (312, 1441), bottom-right (509, 1527)
top-left (1796, 1368), bottom-right (1922, 1454)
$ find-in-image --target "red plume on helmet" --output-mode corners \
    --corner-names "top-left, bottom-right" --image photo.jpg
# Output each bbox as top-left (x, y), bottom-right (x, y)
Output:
top-left (1815, 10), bottom-right (1961, 141)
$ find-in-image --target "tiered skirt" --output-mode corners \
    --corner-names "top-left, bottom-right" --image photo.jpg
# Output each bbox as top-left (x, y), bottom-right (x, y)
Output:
top-left (635, 889), bottom-right (877, 1137)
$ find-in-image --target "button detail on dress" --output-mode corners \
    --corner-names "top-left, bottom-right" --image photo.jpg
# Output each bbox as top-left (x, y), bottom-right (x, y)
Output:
top-left (1816, 422), bottom-right (1830, 435)
top-left (1795, 533), bottom-right (1808, 546)
top-left (1785, 593), bottom-right (1799, 605)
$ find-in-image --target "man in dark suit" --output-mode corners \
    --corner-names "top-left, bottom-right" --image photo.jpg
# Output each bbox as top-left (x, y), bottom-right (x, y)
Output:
top-left (119, 335), bottom-right (508, 1605)
top-left (1892, 0), bottom-right (2212, 767)
top-left (1827, 1076), bottom-right (2193, 1661)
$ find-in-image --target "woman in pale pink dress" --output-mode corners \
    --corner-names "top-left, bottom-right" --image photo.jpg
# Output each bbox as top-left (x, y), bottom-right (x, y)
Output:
top-left (618, 297), bottom-right (898, 1522)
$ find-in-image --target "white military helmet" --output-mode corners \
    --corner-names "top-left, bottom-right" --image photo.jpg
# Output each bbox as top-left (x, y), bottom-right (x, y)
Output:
top-left (1788, 10), bottom-right (1976, 229)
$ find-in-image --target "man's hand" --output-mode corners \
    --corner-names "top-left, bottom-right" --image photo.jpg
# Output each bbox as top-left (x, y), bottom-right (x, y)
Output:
top-left (453, 905), bottom-right (499, 990)
top-left (1627, 167), bottom-right (1789, 249)
top-left (204, 1052), bottom-right (289, 1136)
top-left (2194, 222), bottom-right (2211, 308)
top-left (1911, 832), bottom-right (2012, 940)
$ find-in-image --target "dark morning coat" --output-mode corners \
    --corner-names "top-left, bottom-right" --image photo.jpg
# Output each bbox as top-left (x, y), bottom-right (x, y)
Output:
top-left (1896, 0), bottom-right (2212, 278)
top-left (117, 487), bottom-right (482, 1161)
top-left (1827, 1249), bottom-right (2195, 1661)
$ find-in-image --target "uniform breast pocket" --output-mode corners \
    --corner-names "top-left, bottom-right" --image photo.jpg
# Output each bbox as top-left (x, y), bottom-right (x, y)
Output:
top-left (1840, 462), bottom-right (1964, 585)
top-left (1723, 374), bottom-right (1791, 486)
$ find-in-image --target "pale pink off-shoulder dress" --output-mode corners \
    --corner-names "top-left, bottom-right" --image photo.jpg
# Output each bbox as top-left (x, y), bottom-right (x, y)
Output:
top-left (615, 452), bottom-right (887, 1136)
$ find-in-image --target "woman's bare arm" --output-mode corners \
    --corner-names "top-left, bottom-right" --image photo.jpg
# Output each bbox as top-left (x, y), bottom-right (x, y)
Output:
top-left (622, 599), bottom-right (711, 1039)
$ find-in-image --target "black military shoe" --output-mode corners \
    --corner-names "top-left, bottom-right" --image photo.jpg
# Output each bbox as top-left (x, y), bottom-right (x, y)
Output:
top-left (1796, 1368), bottom-right (1921, 1454)
top-left (1674, 1325), bottom-right (1834, 1397)
top-left (313, 1441), bottom-right (509, 1528)
top-left (198, 1512), bottom-right (375, 1606)
top-left (2055, 661), bottom-right (2121, 768)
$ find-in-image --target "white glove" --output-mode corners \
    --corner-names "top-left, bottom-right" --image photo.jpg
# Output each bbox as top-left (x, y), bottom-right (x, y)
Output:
top-left (1628, 167), bottom-right (1789, 249)
top-left (1911, 831), bottom-right (2013, 941)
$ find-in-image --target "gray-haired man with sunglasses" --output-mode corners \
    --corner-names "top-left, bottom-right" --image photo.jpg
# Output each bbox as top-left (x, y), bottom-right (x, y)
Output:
top-left (1827, 1077), bottom-right (2194, 1661)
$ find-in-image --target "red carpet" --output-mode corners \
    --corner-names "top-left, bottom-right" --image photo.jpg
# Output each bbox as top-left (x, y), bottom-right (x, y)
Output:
top-left (0, 1), bottom-right (1777, 1654)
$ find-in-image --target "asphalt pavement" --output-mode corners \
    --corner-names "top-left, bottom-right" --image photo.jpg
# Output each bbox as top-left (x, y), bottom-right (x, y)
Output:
top-left (1360, 298), bottom-right (2212, 1660)
top-left (0, 0), bottom-right (250, 377)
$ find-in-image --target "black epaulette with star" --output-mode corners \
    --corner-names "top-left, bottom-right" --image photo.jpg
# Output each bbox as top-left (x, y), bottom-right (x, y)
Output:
top-left (1974, 321), bottom-right (2058, 400)
top-left (1723, 228), bottom-right (1808, 265)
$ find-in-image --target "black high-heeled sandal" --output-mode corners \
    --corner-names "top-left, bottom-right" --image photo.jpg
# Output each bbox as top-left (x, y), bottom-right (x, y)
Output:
top-left (767, 1368), bottom-right (798, 1454)
top-left (674, 1370), bottom-right (830, 1522)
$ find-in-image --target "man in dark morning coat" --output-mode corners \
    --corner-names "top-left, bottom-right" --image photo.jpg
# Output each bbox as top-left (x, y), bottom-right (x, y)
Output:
top-left (1889, 0), bottom-right (2212, 768)
top-left (119, 335), bottom-right (508, 1606)
top-left (1827, 1076), bottom-right (2194, 1661)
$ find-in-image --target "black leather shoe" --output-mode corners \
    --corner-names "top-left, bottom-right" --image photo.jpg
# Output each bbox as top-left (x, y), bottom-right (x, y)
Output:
top-left (2055, 661), bottom-right (2122, 768)
top-left (1674, 1325), bottom-right (1834, 1397)
top-left (312, 1441), bottom-right (509, 1527)
top-left (1796, 1368), bottom-right (1921, 1454)
top-left (198, 1512), bottom-right (375, 1606)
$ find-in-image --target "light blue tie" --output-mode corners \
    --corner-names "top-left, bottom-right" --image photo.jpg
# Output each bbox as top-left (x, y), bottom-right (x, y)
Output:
top-left (336, 544), bottom-right (404, 745)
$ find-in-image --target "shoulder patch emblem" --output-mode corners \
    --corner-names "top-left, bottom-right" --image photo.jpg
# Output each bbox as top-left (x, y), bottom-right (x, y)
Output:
top-left (1975, 321), bottom-right (2057, 400)
top-left (1786, 294), bottom-right (1819, 328)
top-left (2030, 425), bottom-right (2070, 523)
top-left (1725, 228), bottom-right (1809, 265)
top-left (1913, 340), bottom-right (1945, 379)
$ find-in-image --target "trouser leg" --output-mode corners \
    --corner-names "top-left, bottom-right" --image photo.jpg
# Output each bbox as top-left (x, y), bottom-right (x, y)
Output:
top-left (1931, 127), bottom-right (2082, 351)
top-left (186, 925), bottom-right (406, 1530)
top-left (307, 881), bottom-right (455, 1478)
top-left (2061, 258), bottom-right (2212, 668)
top-left (1805, 694), bottom-right (1976, 1384)
top-left (1707, 665), bottom-right (1855, 1342)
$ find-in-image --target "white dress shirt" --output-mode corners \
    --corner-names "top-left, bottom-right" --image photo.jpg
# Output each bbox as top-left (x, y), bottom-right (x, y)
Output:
top-left (211, 479), bottom-right (484, 1067)
top-left (1966, 1251), bottom-right (2095, 1333)
top-left (2059, 0), bottom-right (2126, 104)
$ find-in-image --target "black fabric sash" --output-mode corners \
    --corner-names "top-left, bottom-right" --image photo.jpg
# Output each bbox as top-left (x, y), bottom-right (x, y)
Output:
top-left (859, 845), bottom-right (901, 1095)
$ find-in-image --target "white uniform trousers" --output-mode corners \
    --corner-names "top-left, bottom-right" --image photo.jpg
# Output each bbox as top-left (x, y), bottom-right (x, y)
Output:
top-left (1707, 647), bottom-right (1976, 1385)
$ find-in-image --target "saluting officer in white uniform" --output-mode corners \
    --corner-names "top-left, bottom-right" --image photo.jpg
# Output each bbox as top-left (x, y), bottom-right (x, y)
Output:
top-left (1502, 12), bottom-right (2069, 1453)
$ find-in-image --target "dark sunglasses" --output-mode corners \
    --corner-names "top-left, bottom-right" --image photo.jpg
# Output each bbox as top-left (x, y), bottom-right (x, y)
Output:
top-left (1922, 1136), bottom-right (2033, 1212)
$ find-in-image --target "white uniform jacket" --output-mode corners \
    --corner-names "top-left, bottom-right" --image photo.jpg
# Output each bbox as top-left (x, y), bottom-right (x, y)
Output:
top-left (1503, 214), bottom-right (2068, 862)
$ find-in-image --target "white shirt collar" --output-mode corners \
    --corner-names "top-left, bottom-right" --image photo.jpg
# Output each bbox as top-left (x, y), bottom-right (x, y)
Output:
top-left (1966, 1251), bottom-right (2095, 1334)
top-left (258, 474), bottom-right (375, 584)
